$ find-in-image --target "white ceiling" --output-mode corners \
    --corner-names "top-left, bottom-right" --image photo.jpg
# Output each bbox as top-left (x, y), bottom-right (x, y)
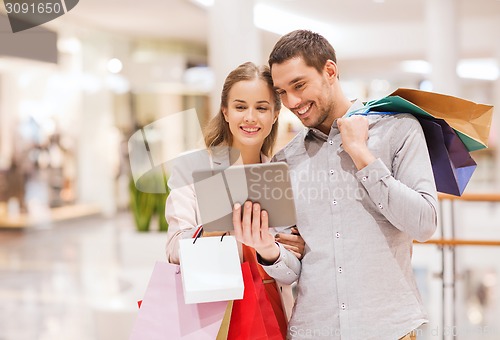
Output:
top-left (48, 0), bottom-right (500, 84)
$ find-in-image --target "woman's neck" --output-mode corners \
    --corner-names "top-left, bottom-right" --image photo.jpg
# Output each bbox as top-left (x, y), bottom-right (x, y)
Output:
top-left (229, 146), bottom-right (262, 165)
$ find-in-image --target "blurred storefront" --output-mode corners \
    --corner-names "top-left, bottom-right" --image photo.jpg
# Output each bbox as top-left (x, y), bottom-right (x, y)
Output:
top-left (0, 16), bottom-right (212, 227)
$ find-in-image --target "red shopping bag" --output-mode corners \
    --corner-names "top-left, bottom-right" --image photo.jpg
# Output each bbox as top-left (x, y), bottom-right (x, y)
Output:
top-left (129, 261), bottom-right (228, 340)
top-left (228, 261), bottom-right (283, 340)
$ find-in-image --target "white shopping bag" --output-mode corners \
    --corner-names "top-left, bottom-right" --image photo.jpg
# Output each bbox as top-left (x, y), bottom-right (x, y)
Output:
top-left (179, 235), bottom-right (244, 304)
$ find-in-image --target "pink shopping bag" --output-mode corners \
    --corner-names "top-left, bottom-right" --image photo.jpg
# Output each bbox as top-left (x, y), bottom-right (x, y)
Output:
top-left (129, 261), bottom-right (228, 340)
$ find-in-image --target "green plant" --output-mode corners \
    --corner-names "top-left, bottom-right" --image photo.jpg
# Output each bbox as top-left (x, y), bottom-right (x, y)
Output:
top-left (129, 172), bottom-right (170, 232)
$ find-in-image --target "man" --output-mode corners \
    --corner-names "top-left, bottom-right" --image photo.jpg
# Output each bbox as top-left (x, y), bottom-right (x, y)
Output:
top-left (233, 30), bottom-right (437, 339)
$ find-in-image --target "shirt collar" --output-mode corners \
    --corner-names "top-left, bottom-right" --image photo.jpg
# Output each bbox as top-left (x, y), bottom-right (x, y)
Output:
top-left (304, 99), bottom-right (365, 141)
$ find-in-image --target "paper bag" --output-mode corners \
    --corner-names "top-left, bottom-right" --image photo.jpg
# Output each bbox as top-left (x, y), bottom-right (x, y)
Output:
top-left (228, 262), bottom-right (283, 340)
top-left (179, 235), bottom-right (244, 304)
top-left (418, 118), bottom-right (477, 196)
top-left (129, 262), bottom-right (228, 340)
top-left (365, 88), bottom-right (493, 151)
top-left (216, 301), bottom-right (233, 340)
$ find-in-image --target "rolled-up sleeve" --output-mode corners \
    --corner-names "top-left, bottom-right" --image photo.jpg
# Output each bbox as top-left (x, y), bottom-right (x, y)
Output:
top-left (258, 243), bottom-right (301, 285)
top-left (356, 116), bottom-right (438, 241)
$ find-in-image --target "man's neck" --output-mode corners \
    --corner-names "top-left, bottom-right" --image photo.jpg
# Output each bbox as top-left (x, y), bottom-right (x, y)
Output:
top-left (316, 94), bottom-right (353, 135)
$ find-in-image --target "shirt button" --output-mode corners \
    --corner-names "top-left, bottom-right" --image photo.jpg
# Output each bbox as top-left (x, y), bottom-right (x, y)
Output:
top-left (378, 204), bottom-right (383, 209)
top-left (287, 271), bottom-right (291, 275)
top-left (362, 176), bottom-right (367, 181)
top-left (328, 140), bottom-right (334, 145)
top-left (336, 232), bottom-right (340, 238)
top-left (329, 169), bottom-right (335, 175)
top-left (338, 267), bottom-right (343, 273)
top-left (332, 200), bottom-right (337, 205)
top-left (341, 303), bottom-right (346, 310)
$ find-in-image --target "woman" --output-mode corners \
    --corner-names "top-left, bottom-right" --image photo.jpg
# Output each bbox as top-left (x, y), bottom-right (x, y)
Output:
top-left (165, 62), bottom-right (304, 339)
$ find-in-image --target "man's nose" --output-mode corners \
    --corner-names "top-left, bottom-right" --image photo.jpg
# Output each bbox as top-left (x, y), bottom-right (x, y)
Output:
top-left (284, 92), bottom-right (301, 110)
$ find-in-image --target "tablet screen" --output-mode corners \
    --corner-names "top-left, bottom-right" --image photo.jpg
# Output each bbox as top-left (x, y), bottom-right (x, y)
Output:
top-left (192, 162), bottom-right (297, 232)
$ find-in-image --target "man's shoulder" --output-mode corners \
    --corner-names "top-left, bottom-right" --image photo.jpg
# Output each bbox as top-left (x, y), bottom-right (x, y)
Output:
top-left (272, 128), bottom-right (307, 162)
top-left (369, 113), bottom-right (421, 133)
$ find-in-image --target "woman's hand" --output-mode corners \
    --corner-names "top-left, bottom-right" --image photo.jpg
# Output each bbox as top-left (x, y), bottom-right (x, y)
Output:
top-left (275, 227), bottom-right (305, 260)
top-left (232, 201), bottom-right (280, 263)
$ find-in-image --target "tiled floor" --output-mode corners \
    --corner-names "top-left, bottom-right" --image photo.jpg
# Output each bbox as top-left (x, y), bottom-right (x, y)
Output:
top-left (0, 211), bottom-right (167, 340)
top-left (1, 203), bottom-right (499, 340)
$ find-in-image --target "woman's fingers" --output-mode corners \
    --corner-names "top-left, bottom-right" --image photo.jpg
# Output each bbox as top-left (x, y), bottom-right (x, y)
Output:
top-left (251, 203), bottom-right (261, 243)
top-left (241, 201), bottom-right (253, 242)
top-left (260, 209), bottom-right (269, 238)
top-left (233, 201), bottom-right (274, 249)
top-left (232, 203), bottom-right (243, 242)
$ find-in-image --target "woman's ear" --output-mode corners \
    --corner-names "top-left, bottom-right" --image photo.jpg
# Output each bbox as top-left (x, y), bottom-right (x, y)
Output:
top-left (273, 110), bottom-right (280, 124)
top-left (222, 108), bottom-right (229, 122)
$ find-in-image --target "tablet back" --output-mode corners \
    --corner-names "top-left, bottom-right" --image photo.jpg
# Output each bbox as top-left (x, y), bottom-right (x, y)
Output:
top-left (192, 162), bottom-right (296, 232)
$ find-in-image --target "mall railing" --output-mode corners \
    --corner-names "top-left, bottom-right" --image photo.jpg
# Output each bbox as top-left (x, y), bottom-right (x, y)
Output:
top-left (415, 193), bottom-right (500, 340)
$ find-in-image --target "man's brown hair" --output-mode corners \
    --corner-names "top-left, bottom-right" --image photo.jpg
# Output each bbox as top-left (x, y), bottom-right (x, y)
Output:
top-left (268, 30), bottom-right (337, 74)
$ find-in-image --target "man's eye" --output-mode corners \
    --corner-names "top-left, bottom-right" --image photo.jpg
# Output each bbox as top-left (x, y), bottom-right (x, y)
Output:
top-left (276, 90), bottom-right (285, 96)
top-left (295, 83), bottom-right (304, 90)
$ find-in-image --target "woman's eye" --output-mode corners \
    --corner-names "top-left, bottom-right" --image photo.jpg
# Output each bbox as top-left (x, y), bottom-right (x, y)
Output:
top-left (257, 107), bottom-right (269, 112)
top-left (236, 106), bottom-right (246, 110)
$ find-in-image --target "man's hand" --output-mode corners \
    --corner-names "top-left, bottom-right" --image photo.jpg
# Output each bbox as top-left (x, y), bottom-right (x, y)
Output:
top-left (337, 116), bottom-right (376, 170)
top-left (232, 201), bottom-right (280, 263)
top-left (275, 227), bottom-right (305, 260)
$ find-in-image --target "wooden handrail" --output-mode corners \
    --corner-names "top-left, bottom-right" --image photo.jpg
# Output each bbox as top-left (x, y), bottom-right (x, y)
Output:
top-left (438, 192), bottom-right (500, 202)
top-left (415, 239), bottom-right (500, 247)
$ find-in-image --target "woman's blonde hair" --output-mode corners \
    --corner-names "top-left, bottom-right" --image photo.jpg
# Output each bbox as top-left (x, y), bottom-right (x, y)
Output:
top-left (203, 62), bottom-right (281, 157)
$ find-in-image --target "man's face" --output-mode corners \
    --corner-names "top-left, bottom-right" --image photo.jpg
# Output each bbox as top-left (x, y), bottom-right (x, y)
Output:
top-left (271, 57), bottom-right (335, 131)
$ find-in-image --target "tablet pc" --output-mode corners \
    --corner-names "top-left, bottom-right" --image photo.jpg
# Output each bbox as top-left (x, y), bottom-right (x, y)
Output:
top-left (192, 162), bottom-right (297, 232)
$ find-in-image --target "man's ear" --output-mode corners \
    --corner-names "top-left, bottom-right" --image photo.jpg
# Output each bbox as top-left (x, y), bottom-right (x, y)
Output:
top-left (324, 59), bottom-right (338, 82)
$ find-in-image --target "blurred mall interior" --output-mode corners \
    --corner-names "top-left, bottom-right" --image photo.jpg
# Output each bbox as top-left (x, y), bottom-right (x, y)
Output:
top-left (1, 0), bottom-right (500, 339)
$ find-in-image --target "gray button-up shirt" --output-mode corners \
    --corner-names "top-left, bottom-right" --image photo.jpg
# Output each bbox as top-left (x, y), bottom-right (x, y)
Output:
top-left (262, 109), bottom-right (438, 339)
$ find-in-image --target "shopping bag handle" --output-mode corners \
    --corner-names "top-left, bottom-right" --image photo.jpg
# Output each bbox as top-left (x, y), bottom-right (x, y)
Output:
top-left (345, 101), bottom-right (391, 117)
top-left (192, 225), bottom-right (230, 244)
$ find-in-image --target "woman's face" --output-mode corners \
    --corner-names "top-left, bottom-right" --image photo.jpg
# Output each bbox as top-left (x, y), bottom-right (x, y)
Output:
top-left (223, 79), bottom-right (277, 153)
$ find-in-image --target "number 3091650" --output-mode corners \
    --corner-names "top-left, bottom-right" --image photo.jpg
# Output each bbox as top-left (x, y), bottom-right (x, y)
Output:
top-left (5, 2), bottom-right (63, 14)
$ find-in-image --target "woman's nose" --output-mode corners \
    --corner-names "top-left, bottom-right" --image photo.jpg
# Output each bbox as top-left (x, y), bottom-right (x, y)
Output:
top-left (244, 108), bottom-right (256, 123)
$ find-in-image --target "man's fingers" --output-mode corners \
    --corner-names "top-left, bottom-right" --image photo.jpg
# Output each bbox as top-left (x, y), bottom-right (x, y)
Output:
top-left (283, 244), bottom-right (299, 253)
top-left (276, 233), bottom-right (301, 244)
top-left (286, 249), bottom-right (302, 260)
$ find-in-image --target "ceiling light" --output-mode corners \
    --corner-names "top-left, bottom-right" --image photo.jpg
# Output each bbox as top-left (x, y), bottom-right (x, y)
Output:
top-left (457, 58), bottom-right (499, 81)
top-left (254, 3), bottom-right (339, 43)
top-left (400, 60), bottom-right (431, 74)
top-left (191, 0), bottom-right (214, 7)
top-left (401, 58), bottom-right (499, 81)
top-left (107, 58), bottom-right (123, 74)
